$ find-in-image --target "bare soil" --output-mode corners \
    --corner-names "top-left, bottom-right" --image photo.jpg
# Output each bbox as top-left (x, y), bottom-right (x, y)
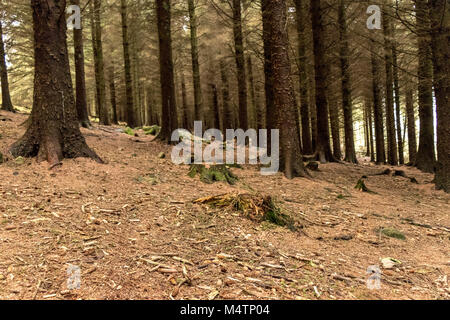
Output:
top-left (0, 110), bottom-right (449, 300)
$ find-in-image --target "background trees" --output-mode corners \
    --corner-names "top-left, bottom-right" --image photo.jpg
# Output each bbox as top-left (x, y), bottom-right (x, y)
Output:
top-left (0, 0), bottom-right (447, 188)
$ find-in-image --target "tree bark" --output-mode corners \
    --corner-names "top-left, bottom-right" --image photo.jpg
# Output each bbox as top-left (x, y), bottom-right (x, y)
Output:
top-left (71, 0), bottom-right (90, 128)
top-left (120, 0), bottom-right (136, 128)
top-left (220, 60), bottom-right (234, 131)
top-left (415, 0), bottom-right (436, 173)
top-left (310, 0), bottom-right (335, 163)
top-left (263, 0), bottom-right (307, 179)
top-left (405, 85), bottom-right (417, 164)
top-left (429, 0), bottom-right (450, 192)
top-left (337, 0), bottom-right (356, 164)
top-left (187, 0), bottom-right (203, 125)
top-left (109, 65), bottom-right (118, 125)
top-left (232, 0), bottom-right (248, 130)
top-left (261, 0), bottom-right (273, 134)
top-left (156, 0), bottom-right (178, 143)
top-left (294, 0), bottom-right (313, 155)
top-left (371, 39), bottom-right (386, 164)
top-left (9, 0), bottom-right (101, 164)
top-left (392, 46), bottom-right (404, 164)
top-left (0, 19), bottom-right (14, 112)
top-left (382, 5), bottom-right (398, 165)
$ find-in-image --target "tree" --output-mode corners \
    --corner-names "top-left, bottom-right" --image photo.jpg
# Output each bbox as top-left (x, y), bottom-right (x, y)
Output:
top-left (187, 0), bottom-right (203, 126)
top-left (71, 0), bottom-right (90, 128)
top-left (294, 0), bottom-right (313, 155)
top-left (9, 0), bottom-right (101, 164)
top-left (382, 4), bottom-right (398, 165)
top-left (232, 0), bottom-right (248, 130)
top-left (337, 0), bottom-right (357, 163)
top-left (120, 0), bottom-right (136, 128)
top-left (405, 85), bottom-right (417, 164)
top-left (108, 65), bottom-right (118, 125)
top-left (429, 0), bottom-right (450, 192)
top-left (415, 0), bottom-right (436, 173)
top-left (0, 19), bottom-right (13, 112)
top-left (156, 0), bottom-right (178, 142)
top-left (310, 0), bottom-right (335, 163)
top-left (371, 39), bottom-right (386, 164)
top-left (263, 0), bottom-right (308, 179)
top-left (92, 0), bottom-right (109, 125)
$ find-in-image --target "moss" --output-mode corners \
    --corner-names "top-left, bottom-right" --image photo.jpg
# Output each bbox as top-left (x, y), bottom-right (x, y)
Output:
top-left (355, 178), bottom-right (373, 193)
top-left (379, 227), bottom-right (406, 240)
top-left (124, 127), bottom-right (135, 136)
top-left (143, 125), bottom-right (161, 136)
top-left (194, 193), bottom-right (296, 231)
top-left (188, 164), bottom-right (238, 185)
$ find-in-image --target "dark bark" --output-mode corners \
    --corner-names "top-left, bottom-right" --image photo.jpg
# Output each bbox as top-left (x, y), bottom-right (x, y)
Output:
top-left (9, 0), bottom-right (101, 164)
top-left (310, 0), bottom-right (335, 163)
top-left (0, 19), bottom-right (14, 112)
top-left (294, 0), bottom-right (313, 155)
top-left (261, 0), bottom-right (274, 134)
top-left (415, 0), bottom-right (436, 173)
top-left (180, 74), bottom-right (189, 130)
top-left (371, 39), bottom-right (386, 164)
top-left (108, 65), bottom-right (118, 125)
top-left (232, 0), bottom-right (248, 130)
top-left (337, 0), bottom-right (356, 163)
top-left (382, 7), bottom-right (398, 165)
top-left (405, 86), bottom-right (417, 164)
top-left (92, 0), bottom-right (109, 125)
top-left (247, 56), bottom-right (259, 130)
top-left (392, 46), bottom-right (404, 164)
top-left (210, 83), bottom-right (220, 130)
top-left (187, 0), bottom-right (203, 125)
top-left (220, 60), bottom-right (234, 131)
top-left (71, 0), bottom-right (90, 128)
top-left (121, 0), bottom-right (136, 128)
top-left (430, 0), bottom-right (450, 192)
top-left (156, 0), bottom-right (178, 143)
top-left (263, 0), bottom-right (307, 179)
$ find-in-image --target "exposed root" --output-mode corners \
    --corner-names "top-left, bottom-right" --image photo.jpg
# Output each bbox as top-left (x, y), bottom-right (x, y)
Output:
top-left (194, 193), bottom-right (297, 231)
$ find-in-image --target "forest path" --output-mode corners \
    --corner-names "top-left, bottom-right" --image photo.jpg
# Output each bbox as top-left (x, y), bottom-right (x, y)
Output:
top-left (0, 111), bottom-right (449, 300)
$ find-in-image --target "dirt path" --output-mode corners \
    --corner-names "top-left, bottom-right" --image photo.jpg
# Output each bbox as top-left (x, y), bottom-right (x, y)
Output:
top-left (1, 111), bottom-right (449, 300)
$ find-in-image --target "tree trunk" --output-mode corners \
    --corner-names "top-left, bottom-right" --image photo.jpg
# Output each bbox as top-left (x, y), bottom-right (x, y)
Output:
top-left (71, 0), bottom-right (90, 128)
top-left (261, 0), bottom-right (273, 134)
top-left (405, 85), bottom-right (417, 164)
top-left (220, 60), bottom-right (234, 131)
top-left (337, 0), bottom-right (356, 163)
top-left (263, 0), bottom-right (307, 179)
top-left (92, 0), bottom-right (109, 125)
top-left (232, 0), bottom-right (248, 130)
top-left (429, 0), bottom-right (450, 192)
top-left (180, 74), bottom-right (189, 130)
top-left (187, 0), bottom-right (203, 125)
top-left (371, 39), bottom-right (386, 164)
top-left (9, 0), bottom-right (101, 164)
top-left (392, 46), bottom-right (404, 164)
top-left (382, 5), bottom-right (398, 165)
top-left (210, 83), bottom-right (220, 130)
top-left (310, 0), bottom-right (335, 163)
top-left (120, 0), bottom-right (136, 128)
top-left (109, 65), bottom-right (118, 125)
top-left (294, 0), bottom-right (313, 155)
top-left (156, 0), bottom-right (178, 143)
top-left (0, 20), bottom-right (14, 112)
top-left (415, 0), bottom-right (436, 173)
top-left (247, 56), bottom-right (259, 130)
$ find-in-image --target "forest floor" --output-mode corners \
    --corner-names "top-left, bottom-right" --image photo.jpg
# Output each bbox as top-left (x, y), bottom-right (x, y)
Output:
top-left (0, 110), bottom-right (449, 300)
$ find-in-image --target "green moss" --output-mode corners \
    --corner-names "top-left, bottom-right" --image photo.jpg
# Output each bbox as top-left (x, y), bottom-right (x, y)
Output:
top-left (143, 125), bottom-right (161, 136)
top-left (188, 164), bottom-right (238, 185)
top-left (379, 227), bottom-right (406, 240)
top-left (124, 127), bottom-right (135, 136)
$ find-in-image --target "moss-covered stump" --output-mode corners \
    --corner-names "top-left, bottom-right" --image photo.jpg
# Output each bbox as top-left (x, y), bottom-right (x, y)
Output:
top-left (143, 125), bottom-right (161, 136)
top-left (355, 178), bottom-right (372, 193)
top-left (194, 193), bottom-right (296, 231)
top-left (188, 164), bottom-right (238, 185)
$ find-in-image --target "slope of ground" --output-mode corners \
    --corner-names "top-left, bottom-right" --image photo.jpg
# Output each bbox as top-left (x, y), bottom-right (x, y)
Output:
top-left (0, 110), bottom-right (449, 300)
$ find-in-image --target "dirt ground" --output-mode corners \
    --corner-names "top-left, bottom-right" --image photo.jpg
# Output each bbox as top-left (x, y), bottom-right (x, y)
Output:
top-left (0, 110), bottom-right (449, 300)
